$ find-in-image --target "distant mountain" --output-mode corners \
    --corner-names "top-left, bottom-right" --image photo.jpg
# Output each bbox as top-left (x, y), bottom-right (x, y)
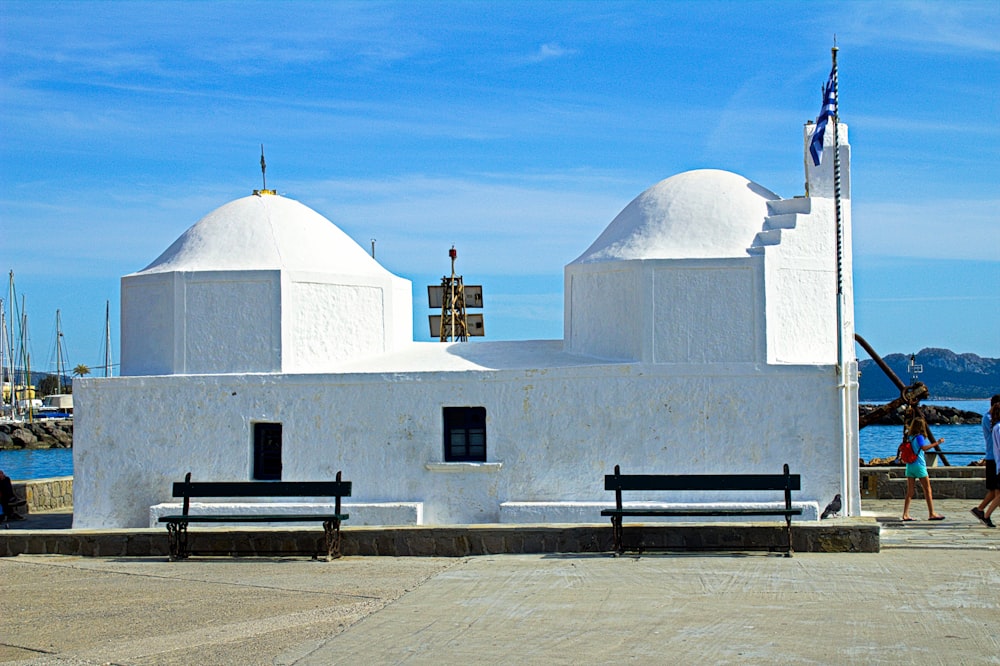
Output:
top-left (858, 348), bottom-right (1000, 401)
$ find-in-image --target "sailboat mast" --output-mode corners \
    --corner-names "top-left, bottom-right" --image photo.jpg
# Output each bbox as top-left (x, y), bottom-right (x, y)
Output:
top-left (104, 300), bottom-right (113, 378)
top-left (55, 309), bottom-right (66, 394)
top-left (0, 301), bottom-right (7, 414)
top-left (6, 272), bottom-right (16, 417)
top-left (20, 306), bottom-right (32, 422)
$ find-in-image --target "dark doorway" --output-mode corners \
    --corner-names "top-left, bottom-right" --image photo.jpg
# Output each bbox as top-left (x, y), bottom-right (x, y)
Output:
top-left (253, 422), bottom-right (282, 480)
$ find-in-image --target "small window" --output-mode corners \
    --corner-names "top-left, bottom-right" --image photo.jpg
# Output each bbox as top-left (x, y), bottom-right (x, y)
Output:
top-left (253, 422), bottom-right (282, 480)
top-left (443, 407), bottom-right (487, 462)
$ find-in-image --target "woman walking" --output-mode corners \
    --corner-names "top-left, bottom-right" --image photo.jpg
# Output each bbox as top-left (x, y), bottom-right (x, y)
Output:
top-left (971, 394), bottom-right (999, 525)
top-left (979, 401), bottom-right (1000, 528)
top-left (901, 415), bottom-right (946, 522)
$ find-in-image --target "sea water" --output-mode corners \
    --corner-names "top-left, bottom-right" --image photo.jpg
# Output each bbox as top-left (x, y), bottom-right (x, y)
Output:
top-left (0, 401), bottom-right (991, 480)
top-left (1, 447), bottom-right (74, 480)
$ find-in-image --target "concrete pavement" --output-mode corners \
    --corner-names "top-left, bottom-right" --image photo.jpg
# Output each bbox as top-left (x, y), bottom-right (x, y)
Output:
top-left (2, 499), bottom-right (998, 665)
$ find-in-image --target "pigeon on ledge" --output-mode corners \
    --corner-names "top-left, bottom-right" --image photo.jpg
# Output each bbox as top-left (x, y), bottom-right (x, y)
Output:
top-left (821, 494), bottom-right (842, 519)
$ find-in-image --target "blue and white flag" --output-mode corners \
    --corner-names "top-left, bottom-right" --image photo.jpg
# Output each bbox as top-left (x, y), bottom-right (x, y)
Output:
top-left (809, 66), bottom-right (837, 166)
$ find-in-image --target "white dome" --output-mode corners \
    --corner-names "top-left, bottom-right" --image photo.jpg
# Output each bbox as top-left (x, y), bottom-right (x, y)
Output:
top-left (134, 193), bottom-right (388, 277)
top-left (572, 169), bottom-right (779, 262)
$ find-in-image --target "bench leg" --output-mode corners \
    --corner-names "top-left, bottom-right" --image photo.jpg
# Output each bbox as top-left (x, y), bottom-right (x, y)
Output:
top-left (609, 515), bottom-right (624, 555)
top-left (166, 522), bottom-right (189, 561)
top-left (784, 516), bottom-right (794, 558)
top-left (323, 519), bottom-right (342, 561)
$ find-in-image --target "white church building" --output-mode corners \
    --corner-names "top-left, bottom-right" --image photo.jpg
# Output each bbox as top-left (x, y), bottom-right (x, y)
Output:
top-left (73, 122), bottom-right (859, 529)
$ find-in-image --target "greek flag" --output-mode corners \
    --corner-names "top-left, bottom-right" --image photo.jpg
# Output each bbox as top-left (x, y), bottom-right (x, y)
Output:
top-left (809, 66), bottom-right (837, 166)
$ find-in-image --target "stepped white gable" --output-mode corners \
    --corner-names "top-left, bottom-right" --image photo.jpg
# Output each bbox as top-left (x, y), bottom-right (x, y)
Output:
top-left (566, 126), bottom-right (851, 365)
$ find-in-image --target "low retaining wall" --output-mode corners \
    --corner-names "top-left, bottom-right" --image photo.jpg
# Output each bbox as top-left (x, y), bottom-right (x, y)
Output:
top-left (0, 521), bottom-right (880, 557)
top-left (13, 477), bottom-right (73, 513)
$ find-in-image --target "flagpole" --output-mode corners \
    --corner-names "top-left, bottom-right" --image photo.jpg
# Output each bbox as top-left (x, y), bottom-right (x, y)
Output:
top-left (832, 45), bottom-right (843, 370)
top-left (827, 44), bottom-right (856, 517)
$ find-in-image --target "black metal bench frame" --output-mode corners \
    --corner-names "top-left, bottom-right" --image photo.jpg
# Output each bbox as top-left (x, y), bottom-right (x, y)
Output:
top-left (602, 463), bottom-right (802, 557)
top-left (159, 471), bottom-right (351, 561)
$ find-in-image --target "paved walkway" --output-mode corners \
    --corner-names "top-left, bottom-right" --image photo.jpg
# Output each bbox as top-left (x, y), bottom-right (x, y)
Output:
top-left (2, 500), bottom-right (998, 665)
top-left (863, 498), bottom-right (1000, 550)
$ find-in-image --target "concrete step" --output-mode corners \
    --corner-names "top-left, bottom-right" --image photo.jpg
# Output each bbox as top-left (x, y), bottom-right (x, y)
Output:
top-left (766, 197), bottom-right (811, 215)
top-left (762, 213), bottom-right (798, 230)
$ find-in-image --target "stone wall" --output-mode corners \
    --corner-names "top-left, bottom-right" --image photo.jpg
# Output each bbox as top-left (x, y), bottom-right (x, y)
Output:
top-left (14, 476), bottom-right (73, 512)
top-left (860, 467), bottom-right (984, 500)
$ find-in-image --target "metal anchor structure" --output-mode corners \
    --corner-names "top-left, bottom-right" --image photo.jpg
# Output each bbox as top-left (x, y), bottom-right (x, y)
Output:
top-left (854, 333), bottom-right (950, 466)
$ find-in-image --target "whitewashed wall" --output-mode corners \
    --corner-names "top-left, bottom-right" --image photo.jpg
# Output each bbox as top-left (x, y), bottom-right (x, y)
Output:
top-left (565, 259), bottom-right (766, 364)
top-left (283, 270), bottom-right (412, 372)
top-left (121, 270), bottom-right (283, 375)
top-left (120, 273), bottom-right (173, 376)
top-left (74, 359), bottom-right (849, 528)
top-left (122, 269), bottom-right (412, 376)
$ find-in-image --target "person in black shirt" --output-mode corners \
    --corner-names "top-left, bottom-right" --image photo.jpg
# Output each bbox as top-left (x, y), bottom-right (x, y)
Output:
top-left (0, 469), bottom-right (27, 521)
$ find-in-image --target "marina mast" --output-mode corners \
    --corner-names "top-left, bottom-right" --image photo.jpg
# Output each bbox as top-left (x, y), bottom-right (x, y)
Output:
top-left (0, 301), bottom-right (8, 415)
top-left (53, 309), bottom-right (69, 394)
top-left (102, 300), bottom-right (113, 378)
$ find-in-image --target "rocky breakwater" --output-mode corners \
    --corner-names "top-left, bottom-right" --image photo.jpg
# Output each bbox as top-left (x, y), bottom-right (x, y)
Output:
top-left (858, 404), bottom-right (982, 426)
top-left (0, 419), bottom-right (73, 449)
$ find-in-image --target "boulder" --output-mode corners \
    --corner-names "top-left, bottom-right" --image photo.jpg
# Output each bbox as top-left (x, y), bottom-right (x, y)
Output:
top-left (858, 403), bottom-right (981, 426)
top-left (10, 428), bottom-right (38, 447)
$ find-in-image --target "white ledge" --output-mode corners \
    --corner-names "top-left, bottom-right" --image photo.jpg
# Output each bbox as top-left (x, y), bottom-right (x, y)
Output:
top-left (425, 462), bottom-right (503, 473)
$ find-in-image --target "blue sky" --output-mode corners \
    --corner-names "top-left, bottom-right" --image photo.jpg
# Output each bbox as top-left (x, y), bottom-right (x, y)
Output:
top-left (2, 1), bottom-right (998, 378)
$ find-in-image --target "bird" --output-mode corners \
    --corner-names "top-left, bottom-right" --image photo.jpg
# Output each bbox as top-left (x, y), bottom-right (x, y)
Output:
top-left (821, 494), bottom-right (842, 519)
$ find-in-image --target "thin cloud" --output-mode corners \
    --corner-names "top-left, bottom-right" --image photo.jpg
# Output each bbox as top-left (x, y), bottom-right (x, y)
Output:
top-left (850, 113), bottom-right (1000, 136)
top-left (522, 42), bottom-right (577, 64)
top-left (294, 173), bottom-right (627, 274)
top-left (853, 198), bottom-right (999, 261)
top-left (840, 2), bottom-right (1000, 54)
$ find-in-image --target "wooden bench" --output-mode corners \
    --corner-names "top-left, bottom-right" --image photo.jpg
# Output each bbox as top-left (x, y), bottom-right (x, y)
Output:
top-left (159, 471), bottom-right (351, 561)
top-left (602, 464), bottom-right (802, 557)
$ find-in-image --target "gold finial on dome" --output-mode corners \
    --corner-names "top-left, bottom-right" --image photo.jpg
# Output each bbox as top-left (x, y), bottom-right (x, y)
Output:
top-left (253, 144), bottom-right (276, 196)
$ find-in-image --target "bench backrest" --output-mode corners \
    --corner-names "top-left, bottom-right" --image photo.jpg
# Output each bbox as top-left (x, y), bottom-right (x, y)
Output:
top-left (605, 470), bottom-right (800, 492)
top-left (605, 464), bottom-right (799, 510)
top-left (173, 471), bottom-right (351, 516)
